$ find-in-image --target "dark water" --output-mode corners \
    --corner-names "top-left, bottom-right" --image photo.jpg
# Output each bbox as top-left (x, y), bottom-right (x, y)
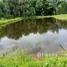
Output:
top-left (0, 18), bottom-right (67, 55)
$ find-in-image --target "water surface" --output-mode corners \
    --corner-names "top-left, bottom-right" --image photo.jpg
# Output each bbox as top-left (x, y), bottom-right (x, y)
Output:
top-left (0, 18), bottom-right (67, 55)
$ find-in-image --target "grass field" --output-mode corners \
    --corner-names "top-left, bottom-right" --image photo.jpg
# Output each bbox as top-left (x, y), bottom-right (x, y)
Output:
top-left (0, 50), bottom-right (67, 67)
top-left (0, 54), bottom-right (67, 67)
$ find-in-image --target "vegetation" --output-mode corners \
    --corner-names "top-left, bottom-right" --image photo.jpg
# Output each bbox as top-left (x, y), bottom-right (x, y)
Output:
top-left (0, 0), bottom-right (66, 19)
top-left (53, 14), bottom-right (67, 21)
top-left (0, 50), bottom-right (67, 67)
top-left (0, 0), bottom-right (54, 18)
top-left (0, 17), bottom-right (22, 27)
top-left (0, 14), bottom-right (67, 27)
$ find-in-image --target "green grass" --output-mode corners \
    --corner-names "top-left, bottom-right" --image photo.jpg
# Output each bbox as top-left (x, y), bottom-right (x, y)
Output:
top-left (0, 49), bottom-right (67, 67)
top-left (53, 14), bottom-right (67, 21)
top-left (0, 53), bottom-right (67, 67)
top-left (0, 17), bottom-right (22, 28)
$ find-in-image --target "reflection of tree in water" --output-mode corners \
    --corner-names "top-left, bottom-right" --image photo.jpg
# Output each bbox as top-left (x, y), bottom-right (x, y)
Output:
top-left (56, 20), bottom-right (67, 29)
top-left (0, 18), bottom-right (62, 39)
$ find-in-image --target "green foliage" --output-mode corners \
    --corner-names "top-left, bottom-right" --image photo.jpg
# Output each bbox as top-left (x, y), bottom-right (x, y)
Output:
top-left (0, 0), bottom-right (66, 18)
top-left (24, 7), bottom-right (36, 16)
top-left (0, 50), bottom-right (67, 67)
top-left (57, 2), bottom-right (67, 14)
top-left (0, 0), bottom-right (55, 19)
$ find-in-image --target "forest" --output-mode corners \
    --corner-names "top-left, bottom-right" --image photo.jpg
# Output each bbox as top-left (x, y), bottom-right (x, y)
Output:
top-left (0, 0), bottom-right (67, 19)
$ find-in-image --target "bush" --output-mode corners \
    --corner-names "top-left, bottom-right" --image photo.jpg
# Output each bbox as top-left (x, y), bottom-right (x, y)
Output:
top-left (57, 2), bottom-right (67, 14)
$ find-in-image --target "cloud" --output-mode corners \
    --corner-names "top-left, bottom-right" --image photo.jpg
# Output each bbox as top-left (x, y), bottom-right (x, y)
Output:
top-left (0, 29), bottom-right (67, 54)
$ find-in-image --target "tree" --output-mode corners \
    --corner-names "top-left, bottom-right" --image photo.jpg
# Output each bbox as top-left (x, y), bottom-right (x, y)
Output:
top-left (49, 0), bottom-right (63, 14)
top-left (0, 0), bottom-right (62, 18)
top-left (57, 2), bottom-right (67, 14)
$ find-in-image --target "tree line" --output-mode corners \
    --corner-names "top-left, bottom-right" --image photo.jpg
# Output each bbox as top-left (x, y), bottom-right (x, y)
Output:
top-left (0, 0), bottom-right (66, 19)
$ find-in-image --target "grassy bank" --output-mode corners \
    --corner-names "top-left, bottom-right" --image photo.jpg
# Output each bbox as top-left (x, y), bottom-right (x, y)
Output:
top-left (0, 18), bottom-right (22, 28)
top-left (0, 14), bottom-right (67, 27)
top-left (0, 54), bottom-right (67, 67)
top-left (35, 14), bottom-right (67, 21)
top-left (53, 14), bottom-right (67, 21)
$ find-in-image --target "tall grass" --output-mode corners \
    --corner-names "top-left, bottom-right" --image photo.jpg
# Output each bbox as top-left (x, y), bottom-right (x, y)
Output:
top-left (0, 49), bottom-right (67, 67)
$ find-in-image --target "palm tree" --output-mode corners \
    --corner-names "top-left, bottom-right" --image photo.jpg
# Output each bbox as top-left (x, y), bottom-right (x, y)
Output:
top-left (49, 0), bottom-right (62, 14)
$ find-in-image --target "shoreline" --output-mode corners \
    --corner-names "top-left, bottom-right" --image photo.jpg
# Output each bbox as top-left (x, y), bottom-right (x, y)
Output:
top-left (0, 14), bottom-right (67, 27)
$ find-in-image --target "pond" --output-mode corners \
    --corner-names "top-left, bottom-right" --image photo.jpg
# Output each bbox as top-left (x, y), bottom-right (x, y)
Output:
top-left (0, 18), bottom-right (67, 55)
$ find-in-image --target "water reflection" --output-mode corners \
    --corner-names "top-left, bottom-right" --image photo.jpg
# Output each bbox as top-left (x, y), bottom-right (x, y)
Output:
top-left (0, 18), bottom-right (67, 54)
top-left (0, 18), bottom-right (59, 39)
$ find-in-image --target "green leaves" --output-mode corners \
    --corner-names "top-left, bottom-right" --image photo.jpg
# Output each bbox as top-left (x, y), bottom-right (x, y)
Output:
top-left (0, 0), bottom-right (55, 18)
top-left (57, 2), bottom-right (67, 14)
